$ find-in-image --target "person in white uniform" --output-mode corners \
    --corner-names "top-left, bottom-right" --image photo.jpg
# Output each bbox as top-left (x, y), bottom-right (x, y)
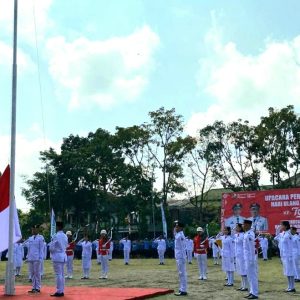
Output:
top-left (40, 241), bottom-right (47, 278)
top-left (49, 221), bottom-right (68, 297)
top-left (225, 203), bottom-right (245, 229)
top-left (278, 221), bottom-right (296, 293)
top-left (155, 236), bottom-right (166, 265)
top-left (243, 219), bottom-right (259, 299)
top-left (174, 221), bottom-right (188, 296)
top-left (120, 236), bottom-right (131, 265)
top-left (26, 225), bottom-right (45, 294)
top-left (291, 227), bottom-right (300, 282)
top-left (185, 237), bottom-right (193, 264)
top-left (13, 240), bottom-right (24, 276)
top-left (108, 240), bottom-right (114, 261)
top-left (248, 203), bottom-right (268, 231)
top-left (221, 226), bottom-right (235, 287)
top-left (234, 223), bottom-right (248, 292)
top-left (78, 235), bottom-right (93, 279)
top-left (209, 236), bottom-right (220, 265)
top-left (258, 234), bottom-right (268, 261)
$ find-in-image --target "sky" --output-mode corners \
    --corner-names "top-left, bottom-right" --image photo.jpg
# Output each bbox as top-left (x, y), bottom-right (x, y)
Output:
top-left (1, 0), bottom-right (300, 211)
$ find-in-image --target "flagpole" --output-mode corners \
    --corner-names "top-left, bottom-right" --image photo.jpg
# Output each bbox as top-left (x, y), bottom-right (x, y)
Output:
top-left (5, 0), bottom-right (18, 295)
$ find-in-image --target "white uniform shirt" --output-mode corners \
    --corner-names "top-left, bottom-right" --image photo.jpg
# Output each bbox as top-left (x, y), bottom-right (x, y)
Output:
top-left (221, 235), bottom-right (234, 258)
top-left (234, 232), bottom-right (244, 257)
top-left (259, 237), bottom-right (268, 249)
top-left (249, 216), bottom-right (268, 231)
top-left (26, 234), bottom-right (45, 261)
top-left (78, 240), bottom-right (92, 259)
top-left (280, 230), bottom-right (293, 258)
top-left (292, 234), bottom-right (300, 257)
top-left (185, 239), bottom-right (194, 251)
top-left (225, 215), bottom-right (245, 229)
top-left (49, 230), bottom-right (68, 263)
top-left (243, 230), bottom-right (256, 261)
top-left (156, 239), bottom-right (166, 251)
top-left (174, 231), bottom-right (186, 260)
top-left (120, 239), bottom-right (131, 251)
top-left (14, 243), bottom-right (24, 266)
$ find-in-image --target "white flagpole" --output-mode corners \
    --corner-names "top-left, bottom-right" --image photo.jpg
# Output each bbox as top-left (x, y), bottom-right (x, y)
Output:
top-left (5, 0), bottom-right (18, 295)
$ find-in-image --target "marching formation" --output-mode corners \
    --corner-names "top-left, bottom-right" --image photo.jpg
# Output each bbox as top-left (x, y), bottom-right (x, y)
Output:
top-left (1, 218), bottom-right (300, 298)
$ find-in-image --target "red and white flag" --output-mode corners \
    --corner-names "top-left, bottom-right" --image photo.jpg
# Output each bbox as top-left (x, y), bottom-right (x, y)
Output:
top-left (0, 165), bottom-right (22, 252)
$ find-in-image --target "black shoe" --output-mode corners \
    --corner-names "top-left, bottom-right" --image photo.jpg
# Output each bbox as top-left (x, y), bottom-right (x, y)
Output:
top-left (35, 289), bottom-right (40, 293)
top-left (248, 296), bottom-right (258, 299)
top-left (125, 262), bottom-right (128, 265)
top-left (224, 283), bottom-right (233, 287)
top-left (237, 288), bottom-right (242, 291)
top-left (28, 289), bottom-right (36, 293)
top-left (174, 291), bottom-right (187, 296)
top-left (240, 288), bottom-right (248, 291)
top-left (244, 294), bottom-right (252, 298)
top-left (295, 279), bottom-right (300, 282)
top-left (50, 292), bottom-right (64, 297)
top-left (188, 262), bottom-right (192, 264)
top-left (286, 289), bottom-right (296, 292)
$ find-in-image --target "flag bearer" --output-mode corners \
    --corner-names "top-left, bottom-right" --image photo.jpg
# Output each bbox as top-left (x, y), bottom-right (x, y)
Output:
top-left (98, 229), bottom-right (110, 279)
top-left (194, 227), bottom-right (209, 280)
top-left (174, 221), bottom-right (188, 296)
top-left (49, 221), bottom-right (68, 297)
top-left (26, 225), bottom-right (45, 294)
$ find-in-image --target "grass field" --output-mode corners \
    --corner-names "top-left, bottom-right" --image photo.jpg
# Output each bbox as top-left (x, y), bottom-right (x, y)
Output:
top-left (0, 257), bottom-right (298, 299)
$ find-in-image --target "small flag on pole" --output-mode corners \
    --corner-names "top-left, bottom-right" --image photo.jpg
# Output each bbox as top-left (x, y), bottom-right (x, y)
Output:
top-left (50, 208), bottom-right (56, 238)
top-left (0, 165), bottom-right (22, 252)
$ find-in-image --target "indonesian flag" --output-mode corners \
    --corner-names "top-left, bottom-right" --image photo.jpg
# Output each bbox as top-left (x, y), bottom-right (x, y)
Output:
top-left (0, 165), bottom-right (22, 252)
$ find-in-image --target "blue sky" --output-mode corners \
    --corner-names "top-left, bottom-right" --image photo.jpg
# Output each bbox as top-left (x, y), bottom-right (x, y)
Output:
top-left (1, 0), bottom-right (300, 210)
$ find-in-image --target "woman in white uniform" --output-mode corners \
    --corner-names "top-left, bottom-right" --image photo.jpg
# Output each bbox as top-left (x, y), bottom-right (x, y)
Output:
top-left (279, 221), bottom-right (295, 293)
top-left (234, 223), bottom-right (248, 291)
top-left (221, 226), bottom-right (235, 286)
top-left (77, 235), bottom-right (93, 279)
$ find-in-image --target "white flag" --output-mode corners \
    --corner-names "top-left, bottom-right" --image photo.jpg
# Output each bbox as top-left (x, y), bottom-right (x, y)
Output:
top-left (160, 203), bottom-right (167, 239)
top-left (0, 166), bottom-right (22, 252)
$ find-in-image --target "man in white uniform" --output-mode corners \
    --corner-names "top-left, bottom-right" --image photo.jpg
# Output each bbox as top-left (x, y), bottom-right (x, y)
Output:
top-left (49, 221), bottom-right (68, 297)
top-left (26, 225), bottom-right (45, 293)
top-left (174, 221), bottom-right (187, 296)
top-left (291, 227), bottom-right (300, 282)
top-left (248, 203), bottom-right (268, 231)
top-left (225, 203), bottom-right (245, 229)
top-left (243, 219), bottom-right (259, 299)
top-left (155, 236), bottom-right (166, 265)
top-left (120, 237), bottom-right (131, 265)
top-left (185, 237), bottom-right (193, 264)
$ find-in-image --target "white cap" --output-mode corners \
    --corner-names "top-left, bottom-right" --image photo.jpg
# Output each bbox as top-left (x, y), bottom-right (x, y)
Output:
top-left (197, 227), bottom-right (204, 232)
top-left (100, 229), bottom-right (107, 235)
top-left (66, 231), bottom-right (72, 235)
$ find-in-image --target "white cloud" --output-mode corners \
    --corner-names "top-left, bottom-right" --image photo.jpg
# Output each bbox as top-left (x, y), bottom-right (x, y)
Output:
top-left (0, 133), bottom-right (61, 211)
top-left (0, 0), bottom-right (53, 44)
top-left (46, 25), bottom-right (160, 109)
top-left (186, 27), bottom-right (300, 136)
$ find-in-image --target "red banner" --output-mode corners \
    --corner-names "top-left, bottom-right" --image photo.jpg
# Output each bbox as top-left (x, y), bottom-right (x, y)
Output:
top-left (221, 188), bottom-right (300, 234)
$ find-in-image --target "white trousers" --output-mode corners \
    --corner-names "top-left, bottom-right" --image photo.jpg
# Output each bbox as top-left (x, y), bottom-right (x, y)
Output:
top-left (40, 259), bottom-right (44, 275)
top-left (186, 250), bottom-right (193, 263)
top-left (246, 261), bottom-right (258, 297)
top-left (158, 249), bottom-right (165, 263)
top-left (100, 255), bottom-right (109, 275)
top-left (293, 255), bottom-right (300, 279)
top-left (176, 258), bottom-right (187, 293)
top-left (53, 261), bottom-right (65, 294)
top-left (108, 249), bottom-right (113, 260)
top-left (66, 255), bottom-right (74, 276)
top-left (196, 254), bottom-right (207, 277)
top-left (123, 249), bottom-right (130, 263)
top-left (262, 247), bottom-right (268, 260)
top-left (28, 260), bottom-right (41, 290)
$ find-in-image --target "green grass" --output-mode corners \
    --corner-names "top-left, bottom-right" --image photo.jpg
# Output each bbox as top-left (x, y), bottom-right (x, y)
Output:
top-left (0, 257), bottom-right (298, 299)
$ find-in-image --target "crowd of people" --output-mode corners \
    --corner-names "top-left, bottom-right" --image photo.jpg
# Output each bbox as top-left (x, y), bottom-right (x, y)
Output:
top-left (1, 219), bottom-right (300, 298)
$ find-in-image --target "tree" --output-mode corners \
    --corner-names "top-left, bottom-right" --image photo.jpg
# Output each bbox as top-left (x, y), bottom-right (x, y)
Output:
top-left (255, 105), bottom-right (300, 188)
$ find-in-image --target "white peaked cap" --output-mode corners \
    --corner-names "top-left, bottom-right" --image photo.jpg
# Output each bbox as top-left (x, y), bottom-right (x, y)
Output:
top-left (197, 227), bottom-right (204, 232)
top-left (66, 231), bottom-right (72, 235)
top-left (100, 229), bottom-right (107, 235)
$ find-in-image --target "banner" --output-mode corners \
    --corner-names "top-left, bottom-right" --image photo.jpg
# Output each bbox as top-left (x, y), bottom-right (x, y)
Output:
top-left (50, 208), bottom-right (56, 238)
top-left (160, 203), bottom-right (167, 239)
top-left (221, 188), bottom-right (300, 234)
